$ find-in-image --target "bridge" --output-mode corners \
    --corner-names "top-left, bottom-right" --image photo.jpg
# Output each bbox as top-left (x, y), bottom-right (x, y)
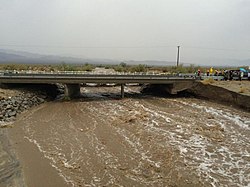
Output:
top-left (0, 71), bottom-right (198, 98)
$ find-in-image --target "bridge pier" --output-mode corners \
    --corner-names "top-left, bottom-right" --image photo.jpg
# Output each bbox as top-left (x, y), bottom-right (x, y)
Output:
top-left (121, 84), bottom-right (125, 98)
top-left (165, 84), bottom-right (176, 94)
top-left (65, 84), bottom-right (81, 98)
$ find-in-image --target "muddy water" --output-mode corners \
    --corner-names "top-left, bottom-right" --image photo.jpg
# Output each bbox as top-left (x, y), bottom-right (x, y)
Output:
top-left (0, 128), bottom-right (25, 187)
top-left (10, 87), bottom-right (250, 186)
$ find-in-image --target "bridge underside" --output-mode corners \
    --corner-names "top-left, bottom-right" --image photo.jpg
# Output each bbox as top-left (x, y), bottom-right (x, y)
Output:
top-left (141, 82), bottom-right (195, 95)
top-left (64, 83), bottom-right (126, 99)
top-left (169, 81), bottom-right (195, 94)
top-left (64, 82), bottom-right (195, 99)
top-left (0, 82), bottom-right (195, 99)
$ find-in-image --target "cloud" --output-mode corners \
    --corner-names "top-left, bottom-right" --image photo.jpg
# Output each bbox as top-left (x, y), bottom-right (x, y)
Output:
top-left (0, 0), bottom-right (249, 65)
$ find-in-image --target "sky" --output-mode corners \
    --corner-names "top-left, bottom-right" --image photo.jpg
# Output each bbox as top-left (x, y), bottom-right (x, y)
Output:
top-left (0, 0), bottom-right (250, 65)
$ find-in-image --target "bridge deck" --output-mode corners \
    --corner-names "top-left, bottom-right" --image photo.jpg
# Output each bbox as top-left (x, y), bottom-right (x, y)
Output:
top-left (0, 73), bottom-right (196, 84)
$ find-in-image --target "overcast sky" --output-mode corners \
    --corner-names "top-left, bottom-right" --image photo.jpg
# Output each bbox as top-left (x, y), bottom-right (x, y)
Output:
top-left (0, 0), bottom-right (250, 65)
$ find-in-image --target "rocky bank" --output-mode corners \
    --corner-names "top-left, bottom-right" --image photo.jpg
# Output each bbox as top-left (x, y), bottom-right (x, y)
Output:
top-left (0, 83), bottom-right (64, 127)
top-left (0, 92), bottom-right (46, 125)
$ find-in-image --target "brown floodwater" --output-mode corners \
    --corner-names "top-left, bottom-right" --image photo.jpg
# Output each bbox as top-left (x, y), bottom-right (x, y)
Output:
top-left (4, 86), bottom-right (250, 186)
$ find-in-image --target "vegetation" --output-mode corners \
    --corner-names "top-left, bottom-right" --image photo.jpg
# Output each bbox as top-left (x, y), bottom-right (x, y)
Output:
top-left (0, 62), bottom-right (94, 72)
top-left (239, 87), bottom-right (247, 93)
top-left (0, 62), bottom-right (233, 74)
top-left (202, 78), bottom-right (216, 85)
top-left (63, 96), bottom-right (71, 101)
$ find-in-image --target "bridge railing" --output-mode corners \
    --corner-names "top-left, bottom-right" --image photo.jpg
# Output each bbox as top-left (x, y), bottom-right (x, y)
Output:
top-left (1, 71), bottom-right (197, 80)
top-left (1, 70), bottom-right (182, 75)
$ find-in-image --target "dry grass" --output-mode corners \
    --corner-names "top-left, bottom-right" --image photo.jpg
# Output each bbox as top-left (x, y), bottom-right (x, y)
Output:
top-left (239, 87), bottom-right (247, 93)
top-left (202, 78), bottom-right (216, 85)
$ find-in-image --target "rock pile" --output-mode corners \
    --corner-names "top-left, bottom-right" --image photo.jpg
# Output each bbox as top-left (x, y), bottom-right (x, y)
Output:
top-left (0, 92), bottom-right (46, 124)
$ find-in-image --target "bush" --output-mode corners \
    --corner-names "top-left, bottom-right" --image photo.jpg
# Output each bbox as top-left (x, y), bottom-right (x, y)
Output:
top-left (130, 64), bottom-right (147, 72)
top-left (202, 78), bottom-right (215, 85)
top-left (239, 87), bottom-right (247, 93)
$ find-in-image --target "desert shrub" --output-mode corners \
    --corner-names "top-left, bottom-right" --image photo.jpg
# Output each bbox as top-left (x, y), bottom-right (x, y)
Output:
top-left (120, 62), bottom-right (127, 68)
top-left (130, 64), bottom-right (147, 72)
top-left (239, 87), bottom-right (247, 93)
top-left (63, 96), bottom-right (71, 101)
top-left (202, 78), bottom-right (215, 85)
top-left (81, 64), bottom-right (94, 71)
top-left (113, 65), bottom-right (124, 72)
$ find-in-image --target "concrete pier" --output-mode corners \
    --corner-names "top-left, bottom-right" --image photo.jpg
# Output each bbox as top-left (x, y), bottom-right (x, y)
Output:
top-left (65, 84), bottom-right (81, 98)
top-left (121, 84), bottom-right (125, 98)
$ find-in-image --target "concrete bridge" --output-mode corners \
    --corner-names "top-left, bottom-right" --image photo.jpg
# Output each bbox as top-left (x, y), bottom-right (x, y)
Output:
top-left (0, 72), bottom-right (197, 98)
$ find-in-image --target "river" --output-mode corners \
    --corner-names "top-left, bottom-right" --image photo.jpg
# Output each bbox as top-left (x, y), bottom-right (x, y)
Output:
top-left (3, 86), bottom-right (250, 186)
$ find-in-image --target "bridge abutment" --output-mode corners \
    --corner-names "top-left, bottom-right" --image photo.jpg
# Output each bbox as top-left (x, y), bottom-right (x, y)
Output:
top-left (65, 84), bottom-right (81, 98)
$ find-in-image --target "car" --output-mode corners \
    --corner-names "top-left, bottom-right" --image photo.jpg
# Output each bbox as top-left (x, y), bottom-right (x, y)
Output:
top-left (224, 70), bottom-right (240, 80)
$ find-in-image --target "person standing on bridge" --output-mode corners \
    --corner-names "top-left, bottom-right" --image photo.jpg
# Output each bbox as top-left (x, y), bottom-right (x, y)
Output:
top-left (239, 71), bottom-right (244, 81)
top-left (209, 67), bottom-right (213, 76)
top-left (197, 69), bottom-right (201, 76)
top-left (214, 70), bottom-right (218, 76)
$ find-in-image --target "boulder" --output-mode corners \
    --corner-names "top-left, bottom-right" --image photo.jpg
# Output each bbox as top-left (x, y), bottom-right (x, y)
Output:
top-left (6, 105), bottom-right (12, 109)
top-left (8, 111), bottom-right (17, 117)
top-left (37, 98), bottom-right (45, 103)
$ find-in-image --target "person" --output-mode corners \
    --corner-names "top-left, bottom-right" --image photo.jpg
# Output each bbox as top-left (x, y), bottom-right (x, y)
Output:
top-left (206, 69), bottom-right (209, 76)
top-left (239, 71), bottom-right (244, 81)
top-left (209, 67), bottom-right (213, 76)
top-left (214, 70), bottom-right (218, 76)
top-left (229, 70), bottom-right (233, 80)
top-left (197, 69), bottom-right (201, 76)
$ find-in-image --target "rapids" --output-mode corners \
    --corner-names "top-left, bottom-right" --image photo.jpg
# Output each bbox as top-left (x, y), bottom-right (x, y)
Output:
top-left (8, 86), bottom-right (250, 186)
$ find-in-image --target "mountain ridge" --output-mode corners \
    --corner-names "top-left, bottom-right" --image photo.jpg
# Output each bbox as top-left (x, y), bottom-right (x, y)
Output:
top-left (0, 49), bottom-right (249, 67)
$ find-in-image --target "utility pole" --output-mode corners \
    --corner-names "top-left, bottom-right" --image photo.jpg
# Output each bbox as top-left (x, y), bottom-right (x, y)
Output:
top-left (176, 46), bottom-right (180, 67)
